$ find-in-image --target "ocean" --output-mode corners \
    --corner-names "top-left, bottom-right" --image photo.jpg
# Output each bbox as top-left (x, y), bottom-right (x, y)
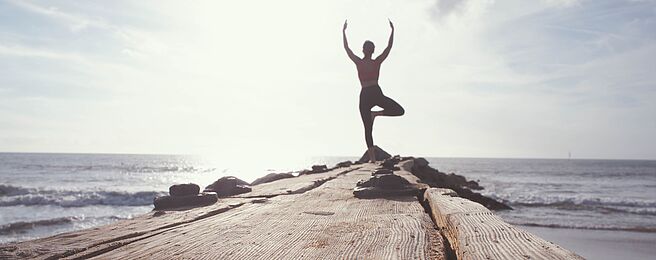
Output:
top-left (1, 153), bottom-right (655, 244)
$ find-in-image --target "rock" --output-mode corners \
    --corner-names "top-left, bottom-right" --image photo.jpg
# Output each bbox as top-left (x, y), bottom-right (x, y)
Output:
top-left (336, 160), bottom-right (353, 168)
top-left (381, 159), bottom-right (396, 170)
top-left (169, 183), bottom-right (200, 197)
top-left (153, 193), bottom-right (218, 210)
top-left (466, 180), bottom-right (483, 190)
top-left (251, 172), bottom-right (295, 186)
top-left (407, 163), bottom-right (511, 210)
top-left (372, 168), bottom-right (393, 175)
top-left (401, 156), bottom-right (414, 161)
top-left (453, 188), bottom-right (511, 210)
top-left (311, 165), bottom-right (328, 173)
top-left (413, 158), bottom-right (429, 169)
top-left (447, 173), bottom-right (467, 186)
top-left (299, 165), bottom-right (330, 175)
top-left (204, 176), bottom-right (252, 197)
top-left (354, 174), bottom-right (418, 199)
top-left (357, 146), bottom-right (392, 163)
top-left (356, 174), bottom-right (411, 189)
top-left (390, 155), bottom-right (402, 163)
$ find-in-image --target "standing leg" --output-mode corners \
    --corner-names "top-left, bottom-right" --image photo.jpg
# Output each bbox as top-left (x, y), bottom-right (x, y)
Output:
top-left (360, 94), bottom-right (376, 162)
top-left (360, 103), bottom-right (374, 149)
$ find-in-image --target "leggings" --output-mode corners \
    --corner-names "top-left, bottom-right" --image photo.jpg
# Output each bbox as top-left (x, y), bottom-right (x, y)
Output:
top-left (359, 85), bottom-right (405, 148)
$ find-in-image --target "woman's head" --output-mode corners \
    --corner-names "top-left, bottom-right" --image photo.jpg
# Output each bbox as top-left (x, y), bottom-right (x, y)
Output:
top-left (363, 41), bottom-right (375, 56)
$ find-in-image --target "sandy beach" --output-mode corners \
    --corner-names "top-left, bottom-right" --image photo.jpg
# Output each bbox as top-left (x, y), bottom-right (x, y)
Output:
top-left (522, 226), bottom-right (656, 260)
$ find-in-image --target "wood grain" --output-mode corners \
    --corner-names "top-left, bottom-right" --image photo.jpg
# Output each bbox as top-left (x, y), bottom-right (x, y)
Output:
top-left (1, 164), bottom-right (445, 260)
top-left (89, 165), bottom-right (444, 259)
top-left (423, 188), bottom-right (584, 260)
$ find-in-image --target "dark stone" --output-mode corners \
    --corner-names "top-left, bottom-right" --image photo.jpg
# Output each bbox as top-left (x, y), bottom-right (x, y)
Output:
top-left (413, 158), bottom-right (429, 169)
top-left (381, 159), bottom-right (396, 170)
top-left (251, 172), bottom-right (295, 186)
top-left (354, 170), bottom-right (419, 198)
top-left (336, 160), bottom-right (353, 168)
top-left (357, 146), bottom-right (392, 163)
top-left (401, 156), bottom-right (414, 161)
top-left (153, 193), bottom-right (218, 210)
top-left (389, 155), bottom-right (402, 164)
top-left (169, 183), bottom-right (200, 197)
top-left (299, 164), bottom-right (331, 175)
top-left (204, 176), bottom-right (252, 197)
top-left (453, 187), bottom-right (511, 210)
top-left (372, 168), bottom-right (393, 175)
top-left (356, 174), bottom-right (411, 189)
top-left (408, 162), bottom-right (512, 210)
top-left (448, 173), bottom-right (467, 186)
top-left (311, 165), bottom-right (328, 173)
top-left (466, 180), bottom-right (483, 190)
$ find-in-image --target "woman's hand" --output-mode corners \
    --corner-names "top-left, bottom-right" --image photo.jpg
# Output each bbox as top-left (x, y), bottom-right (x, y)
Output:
top-left (343, 20), bottom-right (348, 31)
top-left (388, 19), bottom-right (394, 31)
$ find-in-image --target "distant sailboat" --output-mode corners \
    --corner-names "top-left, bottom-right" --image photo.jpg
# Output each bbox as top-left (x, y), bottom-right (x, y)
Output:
top-left (568, 151), bottom-right (571, 160)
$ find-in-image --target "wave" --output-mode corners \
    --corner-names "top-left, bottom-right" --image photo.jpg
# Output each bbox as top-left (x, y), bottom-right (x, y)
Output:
top-left (0, 216), bottom-right (126, 235)
top-left (488, 193), bottom-right (656, 215)
top-left (511, 222), bottom-right (656, 233)
top-left (0, 185), bottom-right (165, 207)
top-left (0, 184), bottom-right (32, 196)
top-left (18, 164), bottom-right (214, 174)
top-left (511, 201), bottom-right (656, 216)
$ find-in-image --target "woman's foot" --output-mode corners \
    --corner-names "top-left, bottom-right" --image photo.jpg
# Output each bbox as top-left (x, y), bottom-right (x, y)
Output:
top-left (368, 146), bottom-right (376, 163)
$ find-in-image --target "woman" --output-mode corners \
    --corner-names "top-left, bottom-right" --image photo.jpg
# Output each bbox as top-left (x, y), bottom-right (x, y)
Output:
top-left (343, 19), bottom-right (405, 163)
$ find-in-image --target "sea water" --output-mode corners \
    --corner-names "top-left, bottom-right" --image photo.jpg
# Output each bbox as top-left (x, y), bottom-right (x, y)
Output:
top-left (1, 153), bottom-right (654, 243)
top-left (427, 157), bottom-right (656, 232)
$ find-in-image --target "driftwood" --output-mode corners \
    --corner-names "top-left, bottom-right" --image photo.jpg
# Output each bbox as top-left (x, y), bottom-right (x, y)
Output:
top-left (1, 156), bottom-right (582, 260)
top-left (1, 164), bottom-right (445, 260)
top-left (423, 188), bottom-right (583, 260)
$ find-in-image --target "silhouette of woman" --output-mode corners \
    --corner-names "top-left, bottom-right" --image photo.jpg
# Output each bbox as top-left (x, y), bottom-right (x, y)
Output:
top-left (343, 19), bottom-right (404, 163)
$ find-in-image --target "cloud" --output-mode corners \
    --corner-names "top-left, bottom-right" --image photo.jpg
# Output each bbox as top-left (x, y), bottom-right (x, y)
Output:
top-left (6, 0), bottom-right (110, 31)
top-left (1, 0), bottom-right (654, 158)
top-left (542, 0), bottom-right (582, 7)
top-left (433, 0), bottom-right (467, 16)
top-left (5, 0), bottom-right (166, 58)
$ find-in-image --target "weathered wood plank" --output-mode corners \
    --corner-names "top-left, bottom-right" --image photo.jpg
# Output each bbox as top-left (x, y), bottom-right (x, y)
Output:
top-left (0, 198), bottom-right (249, 260)
top-left (1, 166), bottom-right (362, 260)
top-left (82, 164), bottom-right (444, 259)
top-left (424, 188), bottom-right (584, 260)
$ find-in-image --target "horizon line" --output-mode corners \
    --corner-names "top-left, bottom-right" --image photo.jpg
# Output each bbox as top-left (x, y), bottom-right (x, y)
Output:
top-left (0, 151), bottom-right (654, 161)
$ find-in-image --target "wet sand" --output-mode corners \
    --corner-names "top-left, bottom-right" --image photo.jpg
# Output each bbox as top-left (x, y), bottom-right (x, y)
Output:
top-left (521, 225), bottom-right (656, 260)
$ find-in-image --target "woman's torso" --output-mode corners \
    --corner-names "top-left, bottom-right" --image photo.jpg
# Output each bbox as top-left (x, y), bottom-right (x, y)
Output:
top-left (356, 58), bottom-right (381, 88)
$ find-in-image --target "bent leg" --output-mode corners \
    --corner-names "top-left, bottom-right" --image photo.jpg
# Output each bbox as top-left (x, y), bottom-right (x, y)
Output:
top-left (378, 95), bottom-right (405, 116)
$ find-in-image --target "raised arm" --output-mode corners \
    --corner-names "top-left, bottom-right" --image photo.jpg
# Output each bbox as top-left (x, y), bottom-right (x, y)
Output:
top-left (376, 19), bottom-right (394, 63)
top-left (343, 20), bottom-right (359, 62)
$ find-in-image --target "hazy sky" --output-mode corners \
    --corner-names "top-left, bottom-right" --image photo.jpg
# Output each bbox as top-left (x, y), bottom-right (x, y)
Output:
top-left (1, 0), bottom-right (655, 160)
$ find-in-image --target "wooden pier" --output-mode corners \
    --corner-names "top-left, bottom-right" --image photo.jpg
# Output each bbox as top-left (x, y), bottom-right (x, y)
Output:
top-left (0, 160), bottom-right (583, 259)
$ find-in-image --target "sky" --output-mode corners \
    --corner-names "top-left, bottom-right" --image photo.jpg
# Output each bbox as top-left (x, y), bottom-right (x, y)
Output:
top-left (0, 0), bottom-right (655, 160)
